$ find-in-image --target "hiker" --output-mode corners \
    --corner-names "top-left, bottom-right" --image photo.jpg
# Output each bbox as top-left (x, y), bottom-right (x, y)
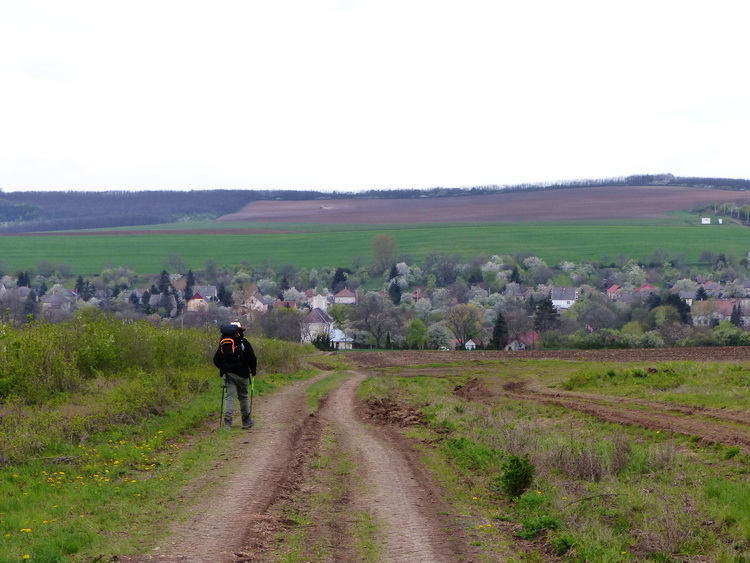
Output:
top-left (213, 321), bottom-right (257, 429)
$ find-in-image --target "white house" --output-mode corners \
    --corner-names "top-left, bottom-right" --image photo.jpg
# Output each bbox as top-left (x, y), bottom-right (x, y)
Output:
top-left (328, 328), bottom-right (354, 350)
top-left (551, 287), bottom-right (577, 310)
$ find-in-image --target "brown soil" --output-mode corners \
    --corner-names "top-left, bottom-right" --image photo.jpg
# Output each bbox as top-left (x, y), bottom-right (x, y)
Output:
top-left (219, 186), bottom-right (750, 224)
top-left (0, 229), bottom-right (299, 236)
top-left (346, 347), bottom-right (750, 367)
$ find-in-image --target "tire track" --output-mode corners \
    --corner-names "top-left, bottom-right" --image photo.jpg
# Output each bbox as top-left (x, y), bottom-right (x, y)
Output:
top-left (121, 373), bottom-right (327, 563)
top-left (322, 372), bottom-right (474, 563)
top-left (501, 385), bottom-right (750, 452)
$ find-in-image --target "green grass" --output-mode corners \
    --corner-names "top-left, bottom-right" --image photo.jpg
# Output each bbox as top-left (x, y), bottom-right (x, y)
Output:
top-left (2, 217), bottom-right (748, 274)
top-left (560, 361), bottom-right (750, 408)
top-left (0, 315), bottom-right (317, 561)
top-left (0, 380), bottom-right (235, 562)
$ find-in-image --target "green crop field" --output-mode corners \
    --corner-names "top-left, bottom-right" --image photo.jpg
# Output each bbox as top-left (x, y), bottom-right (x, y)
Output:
top-left (0, 218), bottom-right (748, 274)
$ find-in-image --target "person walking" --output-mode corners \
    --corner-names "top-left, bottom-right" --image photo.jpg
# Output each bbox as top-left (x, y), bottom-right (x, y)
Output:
top-left (213, 321), bottom-right (257, 429)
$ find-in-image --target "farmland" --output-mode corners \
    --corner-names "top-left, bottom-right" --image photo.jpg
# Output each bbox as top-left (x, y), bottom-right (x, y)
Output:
top-left (1, 185), bottom-right (750, 274)
top-left (0, 218), bottom-right (748, 275)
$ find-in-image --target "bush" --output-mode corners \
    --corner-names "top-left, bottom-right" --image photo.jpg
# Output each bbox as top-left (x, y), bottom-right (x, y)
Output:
top-left (499, 453), bottom-right (535, 499)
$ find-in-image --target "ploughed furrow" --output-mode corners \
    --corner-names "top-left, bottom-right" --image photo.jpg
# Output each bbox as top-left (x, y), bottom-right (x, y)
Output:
top-left (511, 381), bottom-right (750, 427)
top-left (501, 388), bottom-right (750, 453)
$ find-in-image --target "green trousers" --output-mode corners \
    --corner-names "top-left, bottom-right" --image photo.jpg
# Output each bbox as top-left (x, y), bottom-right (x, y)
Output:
top-left (223, 372), bottom-right (250, 420)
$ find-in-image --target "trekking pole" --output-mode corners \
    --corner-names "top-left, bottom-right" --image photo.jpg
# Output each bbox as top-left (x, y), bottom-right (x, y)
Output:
top-left (219, 375), bottom-right (226, 428)
top-left (249, 375), bottom-right (255, 420)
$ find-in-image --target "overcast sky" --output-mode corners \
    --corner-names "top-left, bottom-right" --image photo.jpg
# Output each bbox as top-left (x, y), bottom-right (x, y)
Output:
top-left (1, 1), bottom-right (748, 192)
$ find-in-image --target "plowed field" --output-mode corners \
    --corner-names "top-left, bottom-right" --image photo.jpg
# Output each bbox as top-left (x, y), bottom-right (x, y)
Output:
top-left (219, 186), bottom-right (750, 224)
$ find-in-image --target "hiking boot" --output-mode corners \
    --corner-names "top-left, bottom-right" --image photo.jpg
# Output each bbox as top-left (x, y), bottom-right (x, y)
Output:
top-left (223, 417), bottom-right (232, 428)
top-left (241, 417), bottom-right (255, 429)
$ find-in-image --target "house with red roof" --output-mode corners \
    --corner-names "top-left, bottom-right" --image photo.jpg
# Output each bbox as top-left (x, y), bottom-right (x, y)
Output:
top-left (334, 288), bottom-right (357, 305)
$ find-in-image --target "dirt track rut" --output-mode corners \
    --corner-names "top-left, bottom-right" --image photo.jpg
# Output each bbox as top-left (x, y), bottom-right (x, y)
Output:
top-left (131, 374), bottom-right (326, 562)
top-left (123, 371), bottom-right (472, 562)
top-left (323, 373), bottom-right (471, 562)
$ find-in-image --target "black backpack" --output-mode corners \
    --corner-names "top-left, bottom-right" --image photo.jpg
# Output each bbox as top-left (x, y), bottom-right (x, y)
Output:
top-left (218, 325), bottom-right (243, 373)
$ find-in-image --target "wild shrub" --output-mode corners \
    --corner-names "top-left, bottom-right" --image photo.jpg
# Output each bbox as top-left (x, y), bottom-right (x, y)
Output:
top-left (648, 442), bottom-right (676, 471)
top-left (574, 448), bottom-right (605, 482)
top-left (548, 438), bottom-right (608, 481)
top-left (498, 453), bottom-right (535, 499)
top-left (644, 493), bottom-right (702, 556)
top-left (608, 433), bottom-right (632, 474)
top-left (500, 420), bottom-right (539, 456)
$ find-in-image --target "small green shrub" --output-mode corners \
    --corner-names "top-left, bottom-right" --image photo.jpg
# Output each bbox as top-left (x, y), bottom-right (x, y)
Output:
top-left (499, 453), bottom-right (535, 499)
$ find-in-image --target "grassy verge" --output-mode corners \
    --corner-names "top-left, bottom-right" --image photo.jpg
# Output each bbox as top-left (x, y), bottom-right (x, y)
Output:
top-left (0, 314), bottom-right (316, 562)
top-left (359, 359), bottom-right (750, 561)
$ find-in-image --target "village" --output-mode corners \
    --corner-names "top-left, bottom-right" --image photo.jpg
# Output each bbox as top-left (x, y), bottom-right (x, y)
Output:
top-left (3, 249), bottom-right (750, 351)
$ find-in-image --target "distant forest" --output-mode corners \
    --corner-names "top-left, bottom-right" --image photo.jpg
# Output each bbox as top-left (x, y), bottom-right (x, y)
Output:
top-left (1, 173), bottom-right (749, 233)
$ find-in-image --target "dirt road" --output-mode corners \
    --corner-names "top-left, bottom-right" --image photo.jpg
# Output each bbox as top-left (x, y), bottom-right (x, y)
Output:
top-left (119, 371), bottom-right (475, 562)
top-left (324, 373), bottom-right (472, 562)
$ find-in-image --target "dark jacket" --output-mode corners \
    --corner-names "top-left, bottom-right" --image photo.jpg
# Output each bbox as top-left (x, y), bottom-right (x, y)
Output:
top-left (213, 335), bottom-right (257, 378)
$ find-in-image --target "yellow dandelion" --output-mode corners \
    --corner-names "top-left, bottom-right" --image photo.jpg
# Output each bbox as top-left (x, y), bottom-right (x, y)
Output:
top-left (23, 556), bottom-right (30, 560)
top-left (478, 524), bottom-right (484, 528)
top-left (562, 496), bottom-right (567, 500)
top-left (472, 496), bottom-right (478, 500)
